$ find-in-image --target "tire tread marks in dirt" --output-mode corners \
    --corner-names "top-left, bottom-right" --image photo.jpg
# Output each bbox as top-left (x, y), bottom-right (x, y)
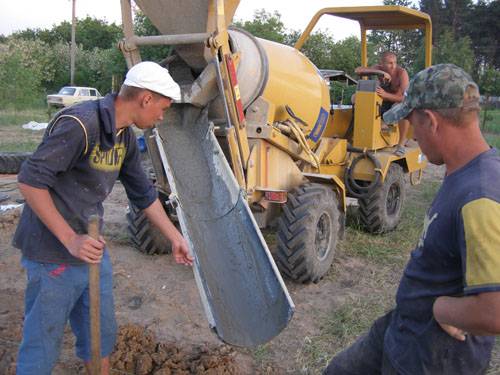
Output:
top-left (276, 183), bottom-right (342, 283)
top-left (359, 163), bottom-right (406, 234)
top-left (0, 152), bottom-right (32, 174)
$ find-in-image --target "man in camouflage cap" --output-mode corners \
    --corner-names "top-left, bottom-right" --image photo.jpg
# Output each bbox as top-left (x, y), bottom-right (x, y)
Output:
top-left (324, 64), bottom-right (500, 374)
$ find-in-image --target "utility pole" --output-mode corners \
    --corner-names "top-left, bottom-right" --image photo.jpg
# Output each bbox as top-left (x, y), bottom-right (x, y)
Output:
top-left (70, 0), bottom-right (76, 85)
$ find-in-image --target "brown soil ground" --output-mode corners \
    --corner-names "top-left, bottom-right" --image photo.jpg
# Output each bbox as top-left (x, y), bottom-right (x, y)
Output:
top-left (0, 174), bottom-right (260, 374)
top-left (0, 165), bottom-right (498, 374)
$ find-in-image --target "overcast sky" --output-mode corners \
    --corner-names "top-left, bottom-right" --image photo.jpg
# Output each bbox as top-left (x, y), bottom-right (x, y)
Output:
top-left (0, 0), bottom-right (384, 40)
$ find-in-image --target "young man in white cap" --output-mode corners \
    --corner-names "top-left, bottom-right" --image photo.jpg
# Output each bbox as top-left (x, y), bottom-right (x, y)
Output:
top-left (324, 64), bottom-right (500, 374)
top-left (14, 61), bottom-right (193, 374)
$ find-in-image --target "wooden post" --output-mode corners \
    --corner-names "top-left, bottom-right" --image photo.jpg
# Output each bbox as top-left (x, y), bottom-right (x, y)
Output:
top-left (88, 215), bottom-right (101, 375)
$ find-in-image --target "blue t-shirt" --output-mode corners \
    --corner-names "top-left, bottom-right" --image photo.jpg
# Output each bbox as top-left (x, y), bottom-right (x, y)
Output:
top-left (385, 148), bottom-right (500, 374)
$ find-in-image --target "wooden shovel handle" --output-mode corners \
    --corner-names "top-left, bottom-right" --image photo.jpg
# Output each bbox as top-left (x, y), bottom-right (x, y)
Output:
top-left (88, 215), bottom-right (101, 375)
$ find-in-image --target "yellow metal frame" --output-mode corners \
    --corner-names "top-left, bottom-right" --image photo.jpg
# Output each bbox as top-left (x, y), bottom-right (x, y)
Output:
top-left (294, 6), bottom-right (432, 68)
top-left (208, 0), bottom-right (250, 189)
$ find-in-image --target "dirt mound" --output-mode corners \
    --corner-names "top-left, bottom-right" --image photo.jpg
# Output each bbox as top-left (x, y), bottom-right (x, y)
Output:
top-left (111, 324), bottom-right (239, 374)
top-left (0, 289), bottom-right (24, 375)
top-left (0, 206), bottom-right (21, 231)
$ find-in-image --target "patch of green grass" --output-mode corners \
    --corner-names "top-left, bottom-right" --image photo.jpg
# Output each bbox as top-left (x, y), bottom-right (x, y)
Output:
top-left (298, 335), bottom-right (331, 372)
top-left (322, 298), bottom-right (385, 345)
top-left (342, 180), bottom-right (440, 264)
top-left (252, 343), bottom-right (272, 365)
top-left (0, 140), bottom-right (41, 152)
top-left (298, 295), bottom-right (391, 372)
top-left (485, 133), bottom-right (500, 149)
top-left (0, 130), bottom-right (44, 153)
top-left (0, 107), bottom-right (47, 152)
top-left (420, 180), bottom-right (441, 201)
top-left (0, 107), bottom-right (48, 127)
top-left (340, 227), bottom-right (408, 263)
top-left (481, 109), bottom-right (500, 134)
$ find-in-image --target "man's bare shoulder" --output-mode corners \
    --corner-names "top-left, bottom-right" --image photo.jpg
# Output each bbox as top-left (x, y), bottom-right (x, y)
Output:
top-left (397, 65), bottom-right (409, 76)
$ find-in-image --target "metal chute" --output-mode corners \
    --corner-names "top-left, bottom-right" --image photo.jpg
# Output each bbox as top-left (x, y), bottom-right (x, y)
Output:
top-left (121, 0), bottom-right (295, 347)
top-left (153, 104), bottom-right (294, 347)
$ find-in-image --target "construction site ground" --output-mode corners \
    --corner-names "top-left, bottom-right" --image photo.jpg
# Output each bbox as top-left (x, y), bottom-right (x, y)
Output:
top-left (1, 165), bottom-right (499, 374)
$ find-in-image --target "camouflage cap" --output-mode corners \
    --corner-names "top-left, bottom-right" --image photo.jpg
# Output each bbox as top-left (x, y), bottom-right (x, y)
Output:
top-left (383, 64), bottom-right (480, 124)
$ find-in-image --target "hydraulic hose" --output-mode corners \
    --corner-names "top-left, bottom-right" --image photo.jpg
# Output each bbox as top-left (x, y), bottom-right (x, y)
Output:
top-left (277, 104), bottom-right (320, 169)
top-left (285, 105), bottom-right (309, 130)
top-left (286, 120), bottom-right (320, 169)
top-left (344, 147), bottom-right (382, 199)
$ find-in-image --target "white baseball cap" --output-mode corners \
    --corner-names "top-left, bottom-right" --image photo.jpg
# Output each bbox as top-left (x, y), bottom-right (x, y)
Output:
top-left (123, 61), bottom-right (181, 101)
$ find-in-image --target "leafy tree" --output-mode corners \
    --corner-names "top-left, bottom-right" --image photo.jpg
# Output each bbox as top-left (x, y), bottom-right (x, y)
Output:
top-left (330, 81), bottom-right (357, 106)
top-left (479, 67), bottom-right (500, 97)
top-left (292, 30), bottom-right (336, 69)
top-left (234, 10), bottom-right (328, 68)
top-left (442, 0), bottom-right (474, 39)
top-left (0, 40), bottom-right (47, 108)
top-left (11, 17), bottom-right (122, 50)
top-left (466, 0), bottom-right (499, 72)
top-left (233, 9), bottom-right (287, 43)
top-left (9, 16), bottom-right (128, 93)
top-left (478, 67), bottom-right (500, 131)
top-left (0, 51), bottom-right (40, 109)
top-left (2, 2), bottom-right (496, 111)
top-left (44, 42), bottom-right (72, 93)
top-left (235, 10), bottom-right (360, 74)
top-left (75, 47), bottom-right (126, 94)
top-left (419, 0), bottom-right (445, 44)
top-left (433, 30), bottom-right (475, 73)
top-left (43, 44), bottom-right (126, 94)
top-left (420, 0), bottom-right (499, 81)
top-left (133, 11), bottom-right (172, 62)
top-left (332, 36), bottom-right (362, 75)
top-left (75, 17), bottom-right (122, 50)
top-left (10, 26), bottom-right (54, 45)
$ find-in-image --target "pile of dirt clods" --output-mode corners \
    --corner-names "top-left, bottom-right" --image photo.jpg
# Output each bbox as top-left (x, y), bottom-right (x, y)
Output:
top-left (111, 324), bottom-right (238, 375)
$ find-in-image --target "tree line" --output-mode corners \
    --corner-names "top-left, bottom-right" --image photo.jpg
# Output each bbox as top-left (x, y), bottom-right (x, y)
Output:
top-left (0, 0), bottom-right (498, 110)
top-left (234, 0), bottom-right (498, 96)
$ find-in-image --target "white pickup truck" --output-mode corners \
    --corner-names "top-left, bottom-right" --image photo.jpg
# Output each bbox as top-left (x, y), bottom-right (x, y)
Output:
top-left (47, 86), bottom-right (102, 108)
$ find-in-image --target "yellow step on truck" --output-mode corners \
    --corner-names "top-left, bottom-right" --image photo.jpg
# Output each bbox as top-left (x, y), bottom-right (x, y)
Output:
top-left (122, 1), bottom-right (431, 284)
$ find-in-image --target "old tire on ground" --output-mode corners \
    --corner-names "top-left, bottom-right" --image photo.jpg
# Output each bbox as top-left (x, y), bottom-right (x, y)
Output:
top-left (127, 199), bottom-right (173, 255)
top-left (0, 152), bottom-right (32, 174)
top-left (359, 163), bottom-right (406, 234)
top-left (276, 183), bottom-right (342, 283)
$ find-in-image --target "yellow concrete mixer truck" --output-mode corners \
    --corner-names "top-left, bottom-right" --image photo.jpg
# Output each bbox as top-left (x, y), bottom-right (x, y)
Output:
top-left (121, 1), bottom-right (432, 283)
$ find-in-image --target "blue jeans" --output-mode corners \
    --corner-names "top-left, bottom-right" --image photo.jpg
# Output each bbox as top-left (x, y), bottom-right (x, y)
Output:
top-left (324, 311), bottom-right (399, 375)
top-left (17, 251), bottom-right (117, 375)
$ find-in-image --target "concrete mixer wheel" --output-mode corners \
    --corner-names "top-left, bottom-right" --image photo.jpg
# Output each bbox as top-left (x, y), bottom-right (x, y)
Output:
top-left (359, 163), bottom-right (406, 234)
top-left (276, 183), bottom-right (341, 283)
top-left (127, 199), bottom-right (172, 255)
